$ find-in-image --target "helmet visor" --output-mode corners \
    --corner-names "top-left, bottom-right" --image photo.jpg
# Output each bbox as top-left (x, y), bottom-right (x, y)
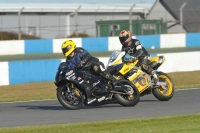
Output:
top-left (119, 36), bottom-right (127, 44)
top-left (62, 45), bottom-right (72, 54)
top-left (119, 34), bottom-right (131, 45)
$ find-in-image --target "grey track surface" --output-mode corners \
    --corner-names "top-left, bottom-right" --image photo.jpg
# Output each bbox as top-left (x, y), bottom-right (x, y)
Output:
top-left (0, 89), bottom-right (200, 127)
top-left (1, 47), bottom-right (200, 62)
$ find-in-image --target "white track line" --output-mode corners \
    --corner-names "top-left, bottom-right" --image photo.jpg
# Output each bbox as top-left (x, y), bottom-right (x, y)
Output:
top-left (175, 88), bottom-right (200, 91)
top-left (0, 99), bottom-right (56, 104)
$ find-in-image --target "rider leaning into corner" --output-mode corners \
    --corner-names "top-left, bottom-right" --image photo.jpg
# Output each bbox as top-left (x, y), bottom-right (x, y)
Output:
top-left (118, 30), bottom-right (158, 83)
top-left (61, 39), bottom-right (118, 86)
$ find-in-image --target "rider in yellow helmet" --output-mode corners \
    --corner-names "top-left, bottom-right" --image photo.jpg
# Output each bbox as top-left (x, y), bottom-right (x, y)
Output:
top-left (61, 40), bottom-right (117, 86)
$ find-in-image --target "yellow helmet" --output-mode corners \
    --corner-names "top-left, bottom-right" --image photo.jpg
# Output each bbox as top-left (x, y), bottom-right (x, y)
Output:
top-left (61, 40), bottom-right (76, 57)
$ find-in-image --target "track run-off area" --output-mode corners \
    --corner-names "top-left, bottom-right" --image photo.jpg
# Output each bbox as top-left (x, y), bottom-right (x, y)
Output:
top-left (0, 88), bottom-right (200, 127)
top-left (1, 48), bottom-right (200, 128)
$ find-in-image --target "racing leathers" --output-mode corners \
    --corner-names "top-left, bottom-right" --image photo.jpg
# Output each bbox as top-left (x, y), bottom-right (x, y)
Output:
top-left (65, 47), bottom-right (117, 85)
top-left (121, 39), bottom-right (158, 83)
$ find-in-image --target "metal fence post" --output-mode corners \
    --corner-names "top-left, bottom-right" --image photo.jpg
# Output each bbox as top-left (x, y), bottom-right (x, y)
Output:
top-left (129, 4), bottom-right (135, 33)
top-left (18, 7), bottom-right (24, 40)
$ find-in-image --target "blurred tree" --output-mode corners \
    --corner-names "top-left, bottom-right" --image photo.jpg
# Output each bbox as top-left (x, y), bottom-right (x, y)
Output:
top-left (0, 31), bottom-right (40, 40)
top-left (67, 31), bottom-right (89, 38)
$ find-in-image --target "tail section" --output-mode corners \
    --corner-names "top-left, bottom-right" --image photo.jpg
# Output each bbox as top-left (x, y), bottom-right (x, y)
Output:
top-left (150, 56), bottom-right (165, 70)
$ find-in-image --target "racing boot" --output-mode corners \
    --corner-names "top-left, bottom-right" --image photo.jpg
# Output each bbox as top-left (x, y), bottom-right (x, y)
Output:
top-left (103, 71), bottom-right (118, 86)
top-left (151, 71), bottom-right (158, 84)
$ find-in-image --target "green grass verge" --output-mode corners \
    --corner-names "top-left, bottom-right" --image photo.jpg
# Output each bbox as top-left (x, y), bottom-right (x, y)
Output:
top-left (0, 70), bottom-right (200, 102)
top-left (0, 113), bottom-right (200, 133)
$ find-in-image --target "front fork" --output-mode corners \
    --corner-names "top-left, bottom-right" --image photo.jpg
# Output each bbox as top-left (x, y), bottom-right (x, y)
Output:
top-left (64, 83), bottom-right (81, 97)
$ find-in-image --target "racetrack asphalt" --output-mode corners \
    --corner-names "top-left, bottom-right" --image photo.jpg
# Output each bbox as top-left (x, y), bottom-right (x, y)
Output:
top-left (1, 47), bottom-right (200, 128)
top-left (0, 88), bottom-right (200, 127)
top-left (1, 47), bottom-right (200, 62)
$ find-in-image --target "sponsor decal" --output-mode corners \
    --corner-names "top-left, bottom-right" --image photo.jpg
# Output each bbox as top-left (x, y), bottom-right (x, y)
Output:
top-left (65, 70), bottom-right (73, 76)
top-left (93, 80), bottom-right (100, 87)
top-left (79, 80), bottom-right (84, 84)
top-left (66, 73), bottom-right (75, 78)
top-left (65, 71), bottom-right (75, 79)
top-left (97, 96), bottom-right (105, 102)
top-left (59, 70), bottom-right (63, 75)
top-left (71, 76), bottom-right (76, 80)
top-left (124, 67), bottom-right (129, 73)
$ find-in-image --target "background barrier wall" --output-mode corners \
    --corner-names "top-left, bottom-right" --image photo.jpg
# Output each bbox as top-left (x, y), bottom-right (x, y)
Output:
top-left (0, 62), bottom-right (9, 85)
top-left (25, 39), bottom-right (53, 54)
top-left (0, 40), bottom-right (24, 55)
top-left (0, 33), bottom-right (200, 56)
top-left (0, 51), bottom-right (200, 86)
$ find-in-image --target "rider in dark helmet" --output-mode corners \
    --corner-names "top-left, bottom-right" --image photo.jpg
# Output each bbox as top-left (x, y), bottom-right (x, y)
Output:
top-left (119, 30), bottom-right (158, 83)
top-left (61, 40), bottom-right (117, 86)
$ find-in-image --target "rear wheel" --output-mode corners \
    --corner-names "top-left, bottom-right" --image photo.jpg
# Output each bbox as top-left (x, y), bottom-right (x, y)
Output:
top-left (152, 72), bottom-right (174, 101)
top-left (114, 79), bottom-right (140, 107)
top-left (57, 83), bottom-right (84, 110)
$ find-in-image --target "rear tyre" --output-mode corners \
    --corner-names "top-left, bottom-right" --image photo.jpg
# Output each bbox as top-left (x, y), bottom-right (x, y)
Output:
top-left (57, 83), bottom-right (84, 110)
top-left (114, 79), bottom-right (140, 107)
top-left (152, 72), bottom-right (174, 101)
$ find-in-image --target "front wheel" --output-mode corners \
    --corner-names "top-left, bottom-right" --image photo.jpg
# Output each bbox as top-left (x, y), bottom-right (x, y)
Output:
top-left (57, 83), bottom-right (84, 110)
top-left (114, 79), bottom-right (140, 107)
top-left (152, 72), bottom-right (174, 101)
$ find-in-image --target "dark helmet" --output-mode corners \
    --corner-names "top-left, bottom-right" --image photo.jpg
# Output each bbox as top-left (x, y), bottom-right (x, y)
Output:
top-left (119, 30), bottom-right (132, 46)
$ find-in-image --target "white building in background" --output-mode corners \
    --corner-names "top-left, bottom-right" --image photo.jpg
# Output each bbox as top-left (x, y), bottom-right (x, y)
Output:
top-left (0, 3), bottom-right (153, 39)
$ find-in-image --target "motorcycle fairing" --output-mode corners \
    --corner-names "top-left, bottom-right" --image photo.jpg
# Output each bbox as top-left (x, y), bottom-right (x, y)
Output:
top-left (55, 67), bottom-right (107, 99)
top-left (150, 56), bottom-right (165, 70)
top-left (107, 63), bottom-right (123, 74)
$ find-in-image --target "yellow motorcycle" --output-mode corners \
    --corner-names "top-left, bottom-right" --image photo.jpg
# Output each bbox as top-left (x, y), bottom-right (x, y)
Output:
top-left (106, 51), bottom-right (174, 101)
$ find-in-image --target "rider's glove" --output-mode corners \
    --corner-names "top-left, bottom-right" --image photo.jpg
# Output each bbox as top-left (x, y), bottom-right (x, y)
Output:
top-left (124, 56), bottom-right (137, 63)
top-left (130, 57), bottom-right (137, 62)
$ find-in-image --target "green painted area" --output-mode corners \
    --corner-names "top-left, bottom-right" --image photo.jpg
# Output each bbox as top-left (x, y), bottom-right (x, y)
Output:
top-left (0, 113), bottom-right (200, 133)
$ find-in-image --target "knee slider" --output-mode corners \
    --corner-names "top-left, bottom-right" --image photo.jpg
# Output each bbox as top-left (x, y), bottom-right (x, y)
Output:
top-left (92, 65), bottom-right (99, 73)
top-left (141, 64), bottom-right (148, 70)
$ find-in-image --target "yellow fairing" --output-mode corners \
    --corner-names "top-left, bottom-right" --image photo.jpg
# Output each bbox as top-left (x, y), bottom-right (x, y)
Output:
top-left (134, 76), bottom-right (150, 93)
top-left (127, 69), bottom-right (150, 93)
top-left (151, 56), bottom-right (165, 64)
top-left (119, 60), bottom-right (139, 75)
top-left (113, 58), bottom-right (123, 65)
top-left (128, 69), bottom-right (142, 81)
top-left (151, 56), bottom-right (159, 62)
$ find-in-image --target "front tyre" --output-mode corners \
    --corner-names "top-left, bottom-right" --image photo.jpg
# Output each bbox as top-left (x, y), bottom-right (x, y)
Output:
top-left (152, 72), bottom-right (174, 101)
top-left (57, 84), bottom-right (84, 110)
top-left (114, 80), bottom-right (140, 107)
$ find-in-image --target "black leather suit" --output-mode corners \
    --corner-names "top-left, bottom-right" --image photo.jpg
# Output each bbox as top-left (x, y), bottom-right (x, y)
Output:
top-left (121, 39), bottom-right (154, 75)
top-left (66, 47), bottom-right (116, 84)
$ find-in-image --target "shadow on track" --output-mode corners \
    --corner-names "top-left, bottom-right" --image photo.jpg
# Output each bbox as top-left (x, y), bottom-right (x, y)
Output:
top-left (16, 104), bottom-right (123, 110)
top-left (16, 99), bottom-right (159, 110)
top-left (139, 99), bottom-right (159, 102)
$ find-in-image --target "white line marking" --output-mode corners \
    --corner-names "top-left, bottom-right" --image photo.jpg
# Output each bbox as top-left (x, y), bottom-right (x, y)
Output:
top-left (0, 99), bottom-right (56, 104)
top-left (174, 88), bottom-right (200, 91)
